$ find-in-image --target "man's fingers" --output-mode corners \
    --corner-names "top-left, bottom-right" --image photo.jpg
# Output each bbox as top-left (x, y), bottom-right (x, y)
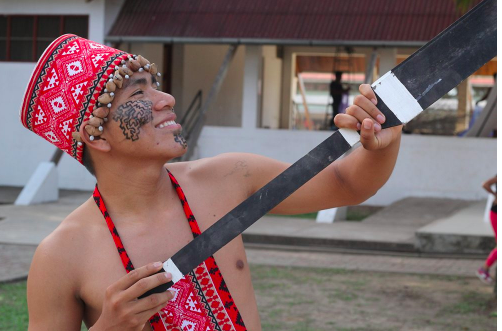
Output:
top-left (353, 94), bottom-right (386, 124)
top-left (359, 118), bottom-right (379, 150)
top-left (134, 289), bottom-right (174, 314)
top-left (345, 106), bottom-right (382, 132)
top-left (123, 271), bottom-right (173, 301)
top-left (334, 114), bottom-right (360, 130)
top-left (136, 300), bottom-right (174, 324)
top-left (358, 84), bottom-right (378, 106)
top-left (111, 262), bottom-right (163, 292)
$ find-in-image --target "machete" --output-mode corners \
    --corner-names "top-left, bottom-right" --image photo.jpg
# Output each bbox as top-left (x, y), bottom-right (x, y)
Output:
top-left (140, 0), bottom-right (497, 298)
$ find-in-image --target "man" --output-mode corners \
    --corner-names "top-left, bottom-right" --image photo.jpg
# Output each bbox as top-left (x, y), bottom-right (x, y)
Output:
top-left (330, 71), bottom-right (351, 129)
top-left (23, 35), bottom-right (401, 330)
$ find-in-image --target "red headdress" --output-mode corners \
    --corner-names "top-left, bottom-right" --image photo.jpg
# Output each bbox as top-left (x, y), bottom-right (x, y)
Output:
top-left (19, 34), bottom-right (157, 165)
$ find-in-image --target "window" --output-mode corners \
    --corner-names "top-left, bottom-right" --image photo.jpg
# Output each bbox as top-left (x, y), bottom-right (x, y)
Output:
top-left (0, 15), bottom-right (88, 62)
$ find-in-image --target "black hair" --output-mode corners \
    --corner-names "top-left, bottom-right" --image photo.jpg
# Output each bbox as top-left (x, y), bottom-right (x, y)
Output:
top-left (82, 146), bottom-right (96, 177)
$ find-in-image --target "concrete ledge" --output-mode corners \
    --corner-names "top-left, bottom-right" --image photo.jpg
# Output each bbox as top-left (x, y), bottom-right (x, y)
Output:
top-left (416, 201), bottom-right (495, 254)
top-left (243, 233), bottom-right (416, 252)
top-left (416, 232), bottom-right (495, 254)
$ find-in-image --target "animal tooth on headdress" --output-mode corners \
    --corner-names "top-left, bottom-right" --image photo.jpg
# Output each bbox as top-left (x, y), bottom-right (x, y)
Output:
top-left (72, 132), bottom-right (82, 142)
top-left (88, 117), bottom-right (104, 128)
top-left (137, 55), bottom-right (150, 67)
top-left (85, 125), bottom-right (103, 137)
top-left (93, 107), bottom-right (110, 118)
top-left (118, 67), bottom-right (133, 77)
top-left (106, 80), bottom-right (116, 92)
top-left (113, 72), bottom-right (123, 88)
top-left (98, 93), bottom-right (114, 105)
top-left (150, 63), bottom-right (158, 76)
top-left (128, 59), bottom-right (141, 71)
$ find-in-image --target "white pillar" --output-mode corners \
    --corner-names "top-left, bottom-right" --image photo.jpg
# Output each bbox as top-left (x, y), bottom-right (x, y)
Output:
top-left (15, 162), bottom-right (59, 205)
top-left (241, 45), bottom-right (262, 129)
top-left (171, 44), bottom-right (185, 115)
top-left (378, 48), bottom-right (397, 75)
top-left (261, 46), bottom-right (282, 129)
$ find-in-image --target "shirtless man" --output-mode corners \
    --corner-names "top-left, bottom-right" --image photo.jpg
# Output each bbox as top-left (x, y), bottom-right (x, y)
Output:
top-left (23, 36), bottom-right (402, 330)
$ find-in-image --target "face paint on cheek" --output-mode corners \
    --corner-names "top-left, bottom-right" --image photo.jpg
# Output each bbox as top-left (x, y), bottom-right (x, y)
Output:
top-left (174, 133), bottom-right (188, 149)
top-left (112, 100), bottom-right (153, 141)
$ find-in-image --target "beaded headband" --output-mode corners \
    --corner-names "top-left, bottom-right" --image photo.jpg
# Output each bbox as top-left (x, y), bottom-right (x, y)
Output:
top-left (74, 54), bottom-right (161, 144)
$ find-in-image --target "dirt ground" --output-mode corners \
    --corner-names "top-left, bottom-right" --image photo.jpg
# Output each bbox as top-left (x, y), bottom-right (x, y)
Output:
top-left (250, 265), bottom-right (497, 331)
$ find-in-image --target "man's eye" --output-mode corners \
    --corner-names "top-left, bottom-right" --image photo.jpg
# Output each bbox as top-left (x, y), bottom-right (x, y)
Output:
top-left (132, 90), bottom-right (143, 97)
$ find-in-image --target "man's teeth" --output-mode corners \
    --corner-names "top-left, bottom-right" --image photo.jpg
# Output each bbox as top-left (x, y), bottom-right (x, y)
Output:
top-left (158, 120), bottom-right (176, 128)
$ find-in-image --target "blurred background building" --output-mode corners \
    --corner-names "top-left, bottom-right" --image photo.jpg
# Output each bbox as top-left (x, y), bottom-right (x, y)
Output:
top-left (0, 0), bottom-right (496, 205)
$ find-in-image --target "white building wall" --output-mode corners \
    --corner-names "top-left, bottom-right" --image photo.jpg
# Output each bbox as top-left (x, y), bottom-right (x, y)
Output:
top-left (197, 127), bottom-right (497, 205)
top-left (0, 0), bottom-right (113, 190)
top-left (171, 44), bottom-right (185, 113)
top-left (117, 43), bottom-right (164, 76)
top-left (180, 44), bottom-right (245, 127)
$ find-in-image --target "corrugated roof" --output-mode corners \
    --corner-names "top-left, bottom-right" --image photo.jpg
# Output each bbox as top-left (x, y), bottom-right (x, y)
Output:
top-left (107, 0), bottom-right (481, 46)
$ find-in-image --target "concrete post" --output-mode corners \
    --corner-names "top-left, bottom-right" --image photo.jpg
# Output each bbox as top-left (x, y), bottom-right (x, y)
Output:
top-left (261, 46), bottom-right (282, 129)
top-left (241, 45), bottom-right (262, 129)
top-left (378, 48), bottom-right (397, 76)
top-left (280, 48), bottom-right (294, 129)
top-left (15, 162), bottom-right (59, 205)
top-left (456, 78), bottom-right (472, 133)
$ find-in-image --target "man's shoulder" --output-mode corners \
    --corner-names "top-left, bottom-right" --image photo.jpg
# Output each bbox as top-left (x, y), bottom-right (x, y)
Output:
top-left (34, 198), bottom-right (102, 270)
top-left (166, 153), bottom-right (258, 180)
top-left (166, 153), bottom-right (265, 198)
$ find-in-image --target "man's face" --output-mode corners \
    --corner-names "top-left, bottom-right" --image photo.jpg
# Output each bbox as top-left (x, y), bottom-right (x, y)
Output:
top-left (103, 71), bottom-right (187, 162)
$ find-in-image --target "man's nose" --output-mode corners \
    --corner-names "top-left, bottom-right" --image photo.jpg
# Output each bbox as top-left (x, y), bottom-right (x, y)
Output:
top-left (153, 92), bottom-right (175, 112)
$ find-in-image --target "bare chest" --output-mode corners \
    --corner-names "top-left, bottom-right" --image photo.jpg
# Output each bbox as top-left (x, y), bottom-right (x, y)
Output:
top-left (79, 195), bottom-right (260, 330)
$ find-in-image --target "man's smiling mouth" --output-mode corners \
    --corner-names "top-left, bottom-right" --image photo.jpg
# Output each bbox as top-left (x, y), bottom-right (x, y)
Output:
top-left (156, 120), bottom-right (178, 129)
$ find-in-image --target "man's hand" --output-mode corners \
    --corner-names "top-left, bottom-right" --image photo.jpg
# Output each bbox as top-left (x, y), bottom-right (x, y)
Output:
top-left (334, 84), bottom-right (402, 150)
top-left (91, 262), bottom-right (174, 331)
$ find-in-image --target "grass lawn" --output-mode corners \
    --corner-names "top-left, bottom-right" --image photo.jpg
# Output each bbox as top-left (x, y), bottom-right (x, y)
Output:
top-left (0, 282), bottom-right (28, 331)
top-left (0, 281), bottom-right (86, 330)
top-left (269, 205), bottom-right (382, 222)
top-left (1, 265), bottom-right (496, 330)
top-left (250, 265), bottom-right (497, 331)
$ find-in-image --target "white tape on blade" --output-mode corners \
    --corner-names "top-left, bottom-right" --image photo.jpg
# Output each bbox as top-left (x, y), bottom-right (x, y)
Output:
top-left (371, 71), bottom-right (423, 124)
top-left (338, 128), bottom-right (360, 147)
top-left (163, 258), bottom-right (184, 284)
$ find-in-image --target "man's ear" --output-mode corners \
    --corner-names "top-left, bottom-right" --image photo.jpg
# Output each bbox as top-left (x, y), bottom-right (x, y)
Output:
top-left (79, 121), bottom-right (111, 153)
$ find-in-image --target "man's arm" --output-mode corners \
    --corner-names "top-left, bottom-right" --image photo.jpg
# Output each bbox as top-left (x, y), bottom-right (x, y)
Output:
top-left (207, 84), bottom-right (402, 215)
top-left (27, 221), bottom-right (175, 331)
top-left (28, 232), bottom-right (85, 330)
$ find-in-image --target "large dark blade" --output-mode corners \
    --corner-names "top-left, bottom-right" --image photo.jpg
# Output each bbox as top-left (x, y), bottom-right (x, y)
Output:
top-left (375, 0), bottom-right (497, 128)
top-left (172, 131), bottom-right (354, 271)
top-left (139, 129), bottom-right (358, 298)
top-left (394, 0), bottom-right (496, 110)
top-left (140, 0), bottom-right (496, 298)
